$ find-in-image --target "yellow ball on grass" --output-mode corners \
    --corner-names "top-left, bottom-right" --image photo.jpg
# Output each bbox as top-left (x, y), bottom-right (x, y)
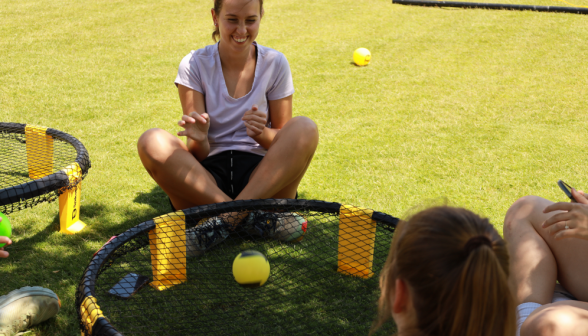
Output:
top-left (232, 250), bottom-right (270, 288)
top-left (353, 48), bottom-right (371, 66)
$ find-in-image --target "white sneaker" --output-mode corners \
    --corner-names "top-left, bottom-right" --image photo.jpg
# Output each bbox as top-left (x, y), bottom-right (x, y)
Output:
top-left (0, 287), bottom-right (60, 336)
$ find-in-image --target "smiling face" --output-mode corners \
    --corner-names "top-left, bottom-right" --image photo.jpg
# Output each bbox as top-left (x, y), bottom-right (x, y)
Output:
top-left (212, 0), bottom-right (263, 52)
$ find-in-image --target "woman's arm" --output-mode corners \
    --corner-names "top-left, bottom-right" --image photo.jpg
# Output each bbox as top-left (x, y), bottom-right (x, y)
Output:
top-left (177, 84), bottom-right (210, 161)
top-left (242, 95), bottom-right (293, 149)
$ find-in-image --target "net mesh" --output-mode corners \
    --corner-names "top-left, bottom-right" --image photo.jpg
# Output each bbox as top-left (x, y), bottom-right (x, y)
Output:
top-left (76, 199), bottom-right (398, 336)
top-left (0, 122), bottom-right (90, 214)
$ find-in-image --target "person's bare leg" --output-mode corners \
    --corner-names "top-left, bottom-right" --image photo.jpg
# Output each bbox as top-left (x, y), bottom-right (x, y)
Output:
top-left (137, 128), bottom-right (231, 210)
top-left (527, 200), bottom-right (588, 301)
top-left (522, 301), bottom-right (588, 336)
top-left (236, 116), bottom-right (318, 200)
top-left (504, 196), bottom-right (559, 305)
top-left (505, 196), bottom-right (588, 303)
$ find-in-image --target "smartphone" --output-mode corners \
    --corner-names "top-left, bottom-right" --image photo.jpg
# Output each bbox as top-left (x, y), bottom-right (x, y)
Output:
top-left (108, 273), bottom-right (150, 299)
top-left (557, 180), bottom-right (576, 202)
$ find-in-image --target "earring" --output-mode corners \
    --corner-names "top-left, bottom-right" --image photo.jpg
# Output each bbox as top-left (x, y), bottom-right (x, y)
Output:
top-left (214, 23), bottom-right (218, 26)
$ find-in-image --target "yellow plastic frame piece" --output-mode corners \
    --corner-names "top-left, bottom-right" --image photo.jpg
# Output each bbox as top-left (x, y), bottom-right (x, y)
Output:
top-left (59, 163), bottom-right (86, 234)
top-left (80, 296), bottom-right (105, 336)
top-left (337, 204), bottom-right (377, 279)
top-left (25, 125), bottom-right (54, 180)
top-left (25, 125), bottom-right (86, 234)
top-left (149, 211), bottom-right (187, 291)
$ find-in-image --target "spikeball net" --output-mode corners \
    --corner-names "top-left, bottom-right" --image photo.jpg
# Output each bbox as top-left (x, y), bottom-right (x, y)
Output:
top-left (0, 122), bottom-right (90, 233)
top-left (76, 199), bottom-right (398, 335)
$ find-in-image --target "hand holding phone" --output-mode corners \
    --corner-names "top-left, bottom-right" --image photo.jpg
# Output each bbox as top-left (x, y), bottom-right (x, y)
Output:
top-left (109, 273), bottom-right (150, 299)
top-left (557, 180), bottom-right (576, 202)
top-left (544, 182), bottom-right (588, 241)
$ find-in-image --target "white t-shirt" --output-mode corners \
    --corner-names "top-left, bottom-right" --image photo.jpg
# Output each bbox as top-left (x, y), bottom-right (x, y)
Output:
top-left (175, 42), bottom-right (295, 157)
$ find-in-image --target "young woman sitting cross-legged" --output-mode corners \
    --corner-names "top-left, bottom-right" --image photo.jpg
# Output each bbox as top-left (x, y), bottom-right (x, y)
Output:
top-left (137, 0), bottom-right (318, 256)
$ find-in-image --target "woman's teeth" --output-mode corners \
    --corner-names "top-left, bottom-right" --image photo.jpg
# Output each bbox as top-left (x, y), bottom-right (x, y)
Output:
top-left (233, 36), bottom-right (247, 42)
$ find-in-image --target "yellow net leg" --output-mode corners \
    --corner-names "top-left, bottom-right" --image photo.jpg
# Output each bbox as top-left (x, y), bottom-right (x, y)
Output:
top-left (58, 163), bottom-right (86, 234)
top-left (337, 204), bottom-right (377, 279)
top-left (80, 296), bottom-right (105, 336)
top-left (25, 125), bottom-right (53, 179)
top-left (149, 211), bottom-right (187, 291)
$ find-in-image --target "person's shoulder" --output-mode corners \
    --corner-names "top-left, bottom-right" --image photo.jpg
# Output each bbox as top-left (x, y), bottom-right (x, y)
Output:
top-left (191, 43), bottom-right (219, 58)
top-left (180, 44), bottom-right (218, 66)
top-left (256, 43), bottom-right (288, 64)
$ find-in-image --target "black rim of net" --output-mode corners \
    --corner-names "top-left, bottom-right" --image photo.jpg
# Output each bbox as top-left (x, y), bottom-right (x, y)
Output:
top-left (76, 199), bottom-right (399, 336)
top-left (0, 122), bottom-right (91, 214)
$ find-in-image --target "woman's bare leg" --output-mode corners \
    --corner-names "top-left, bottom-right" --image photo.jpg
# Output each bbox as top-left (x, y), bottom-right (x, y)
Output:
top-left (504, 196), bottom-right (588, 303)
top-left (522, 301), bottom-right (588, 336)
top-left (237, 116), bottom-right (319, 200)
top-left (138, 116), bottom-right (318, 211)
top-left (137, 128), bottom-right (231, 210)
top-left (504, 196), bottom-right (559, 304)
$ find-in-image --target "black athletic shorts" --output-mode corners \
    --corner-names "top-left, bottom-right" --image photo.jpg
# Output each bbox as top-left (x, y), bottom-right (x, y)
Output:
top-left (202, 150), bottom-right (264, 200)
top-left (169, 150), bottom-right (262, 211)
top-left (168, 150), bottom-right (298, 211)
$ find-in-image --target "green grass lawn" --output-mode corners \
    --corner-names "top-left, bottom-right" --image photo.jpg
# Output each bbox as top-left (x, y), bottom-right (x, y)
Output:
top-left (1, 0), bottom-right (588, 334)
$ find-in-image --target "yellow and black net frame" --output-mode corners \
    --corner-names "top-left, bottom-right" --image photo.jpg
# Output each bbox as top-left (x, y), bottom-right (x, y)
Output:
top-left (0, 122), bottom-right (91, 234)
top-left (76, 199), bottom-right (398, 336)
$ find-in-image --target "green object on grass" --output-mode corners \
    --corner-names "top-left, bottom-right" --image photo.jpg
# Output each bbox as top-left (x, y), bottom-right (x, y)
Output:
top-left (0, 212), bottom-right (11, 248)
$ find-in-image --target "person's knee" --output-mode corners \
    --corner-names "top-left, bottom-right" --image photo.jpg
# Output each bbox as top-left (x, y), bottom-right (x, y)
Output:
top-left (522, 304), bottom-right (588, 336)
top-left (504, 195), bottom-right (542, 241)
top-left (137, 128), bottom-right (176, 162)
top-left (288, 116), bottom-right (319, 148)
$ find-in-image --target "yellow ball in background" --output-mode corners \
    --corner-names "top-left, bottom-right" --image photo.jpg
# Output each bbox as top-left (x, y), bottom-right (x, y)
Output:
top-left (232, 250), bottom-right (270, 288)
top-left (353, 48), bottom-right (371, 66)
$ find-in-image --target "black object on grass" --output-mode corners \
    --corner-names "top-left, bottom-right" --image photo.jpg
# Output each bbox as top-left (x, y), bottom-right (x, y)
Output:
top-left (76, 199), bottom-right (399, 336)
top-left (392, 0), bottom-right (588, 14)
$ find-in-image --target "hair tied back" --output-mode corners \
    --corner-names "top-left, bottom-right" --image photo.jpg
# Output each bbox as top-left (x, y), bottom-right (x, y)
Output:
top-left (463, 235), bottom-right (492, 255)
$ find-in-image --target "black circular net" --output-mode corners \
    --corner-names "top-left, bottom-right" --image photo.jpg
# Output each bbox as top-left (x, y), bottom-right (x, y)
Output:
top-left (0, 122), bottom-right (91, 214)
top-left (76, 199), bottom-right (398, 336)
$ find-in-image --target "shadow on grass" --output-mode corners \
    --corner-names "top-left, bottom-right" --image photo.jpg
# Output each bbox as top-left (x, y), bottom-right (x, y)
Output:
top-left (0, 196), bottom-right (176, 335)
top-left (133, 185), bottom-right (172, 214)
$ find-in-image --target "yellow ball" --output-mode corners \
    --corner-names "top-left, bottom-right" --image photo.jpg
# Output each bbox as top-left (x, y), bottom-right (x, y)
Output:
top-left (232, 250), bottom-right (270, 288)
top-left (353, 48), bottom-right (371, 66)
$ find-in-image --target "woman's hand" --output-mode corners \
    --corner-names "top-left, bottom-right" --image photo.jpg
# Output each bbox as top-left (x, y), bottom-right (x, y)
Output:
top-left (177, 112), bottom-right (210, 142)
top-left (0, 236), bottom-right (12, 258)
top-left (571, 189), bottom-right (587, 203)
top-left (542, 188), bottom-right (588, 240)
top-left (242, 105), bottom-right (267, 139)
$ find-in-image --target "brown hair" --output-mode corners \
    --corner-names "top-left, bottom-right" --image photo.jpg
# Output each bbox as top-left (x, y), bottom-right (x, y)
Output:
top-left (372, 206), bottom-right (516, 336)
top-left (212, 0), bottom-right (264, 42)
